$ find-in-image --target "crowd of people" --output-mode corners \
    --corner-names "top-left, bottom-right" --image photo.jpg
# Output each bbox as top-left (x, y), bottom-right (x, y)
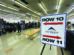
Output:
top-left (0, 19), bottom-right (40, 36)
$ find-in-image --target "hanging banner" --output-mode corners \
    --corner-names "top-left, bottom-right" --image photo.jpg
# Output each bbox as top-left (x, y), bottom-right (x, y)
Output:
top-left (41, 14), bottom-right (66, 48)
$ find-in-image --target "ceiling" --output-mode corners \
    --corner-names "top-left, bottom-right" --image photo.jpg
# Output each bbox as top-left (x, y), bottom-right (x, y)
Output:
top-left (0, 0), bottom-right (74, 19)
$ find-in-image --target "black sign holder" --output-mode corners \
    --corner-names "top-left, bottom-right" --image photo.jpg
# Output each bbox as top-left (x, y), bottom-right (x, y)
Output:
top-left (60, 48), bottom-right (64, 55)
top-left (40, 43), bottom-right (64, 55)
top-left (40, 43), bottom-right (46, 55)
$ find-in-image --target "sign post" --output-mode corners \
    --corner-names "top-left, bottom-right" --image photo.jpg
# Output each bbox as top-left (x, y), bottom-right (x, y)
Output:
top-left (40, 14), bottom-right (66, 55)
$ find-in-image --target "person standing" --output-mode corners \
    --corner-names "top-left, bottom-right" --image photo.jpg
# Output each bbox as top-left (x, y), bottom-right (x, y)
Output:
top-left (66, 21), bottom-right (74, 55)
top-left (17, 22), bottom-right (21, 33)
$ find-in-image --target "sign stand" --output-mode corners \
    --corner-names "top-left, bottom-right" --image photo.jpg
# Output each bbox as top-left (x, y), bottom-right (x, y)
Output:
top-left (40, 14), bottom-right (66, 55)
top-left (40, 43), bottom-right (52, 55)
top-left (40, 44), bottom-right (64, 55)
top-left (40, 43), bottom-right (46, 55)
top-left (50, 45), bottom-right (52, 50)
top-left (60, 48), bottom-right (64, 55)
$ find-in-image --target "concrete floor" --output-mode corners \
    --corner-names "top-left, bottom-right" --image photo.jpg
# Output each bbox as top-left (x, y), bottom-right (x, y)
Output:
top-left (0, 28), bottom-right (71, 55)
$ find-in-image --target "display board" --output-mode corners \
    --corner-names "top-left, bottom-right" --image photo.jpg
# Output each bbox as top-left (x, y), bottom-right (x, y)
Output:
top-left (41, 14), bottom-right (66, 48)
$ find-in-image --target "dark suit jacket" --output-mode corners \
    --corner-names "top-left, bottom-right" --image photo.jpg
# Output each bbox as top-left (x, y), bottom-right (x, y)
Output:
top-left (66, 30), bottom-right (74, 51)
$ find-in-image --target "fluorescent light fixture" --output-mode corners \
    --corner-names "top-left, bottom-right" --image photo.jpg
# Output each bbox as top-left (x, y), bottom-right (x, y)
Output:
top-left (68, 13), bottom-right (74, 18)
top-left (26, 13), bottom-right (31, 15)
top-left (0, 9), bottom-right (25, 16)
top-left (67, 8), bottom-right (74, 14)
top-left (55, 5), bottom-right (58, 9)
top-left (32, 15), bottom-right (39, 18)
top-left (55, 0), bottom-right (59, 9)
top-left (38, 3), bottom-right (47, 14)
top-left (65, 3), bottom-right (74, 14)
top-left (11, 0), bottom-right (15, 2)
top-left (41, 2), bottom-right (48, 11)
top-left (56, 0), bottom-right (63, 13)
top-left (0, 3), bottom-right (19, 11)
top-left (14, 1), bottom-right (41, 16)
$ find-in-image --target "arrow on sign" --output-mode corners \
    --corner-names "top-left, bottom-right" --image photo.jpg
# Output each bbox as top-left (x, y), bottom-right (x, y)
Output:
top-left (43, 22), bottom-right (63, 25)
top-left (43, 35), bottom-right (61, 39)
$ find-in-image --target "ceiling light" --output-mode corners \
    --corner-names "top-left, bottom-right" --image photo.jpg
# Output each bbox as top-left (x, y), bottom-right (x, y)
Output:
top-left (0, 9), bottom-right (26, 16)
top-left (65, 3), bottom-right (74, 14)
top-left (25, 13), bottom-right (39, 18)
top-left (38, 3), bottom-right (47, 14)
top-left (14, 1), bottom-right (41, 16)
top-left (56, 0), bottom-right (63, 13)
top-left (11, 0), bottom-right (15, 2)
top-left (26, 13), bottom-right (31, 15)
top-left (55, 5), bottom-right (58, 9)
top-left (67, 8), bottom-right (74, 14)
top-left (0, 3), bottom-right (19, 11)
top-left (68, 13), bottom-right (74, 18)
top-left (32, 15), bottom-right (39, 18)
top-left (41, 2), bottom-right (48, 11)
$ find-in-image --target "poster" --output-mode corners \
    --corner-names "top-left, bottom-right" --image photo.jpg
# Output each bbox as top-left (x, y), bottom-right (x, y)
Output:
top-left (41, 14), bottom-right (66, 48)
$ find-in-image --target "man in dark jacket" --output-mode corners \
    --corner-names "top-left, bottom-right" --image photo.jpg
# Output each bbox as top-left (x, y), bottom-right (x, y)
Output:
top-left (17, 22), bottom-right (21, 33)
top-left (66, 21), bottom-right (74, 55)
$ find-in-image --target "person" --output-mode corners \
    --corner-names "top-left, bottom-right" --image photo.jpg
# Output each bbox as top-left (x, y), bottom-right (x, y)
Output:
top-left (17, 22), bottom-right (21, 33)
top-left (66, 21), bottom-right (74, 55)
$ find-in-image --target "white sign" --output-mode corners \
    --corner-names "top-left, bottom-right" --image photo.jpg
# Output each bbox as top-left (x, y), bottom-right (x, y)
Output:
top-left (41, 14), bottom-right (66, 48)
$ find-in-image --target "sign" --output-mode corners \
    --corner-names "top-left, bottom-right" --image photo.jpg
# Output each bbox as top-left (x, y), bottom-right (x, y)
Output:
top-left (41, 14), bottom-right (66, 48)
